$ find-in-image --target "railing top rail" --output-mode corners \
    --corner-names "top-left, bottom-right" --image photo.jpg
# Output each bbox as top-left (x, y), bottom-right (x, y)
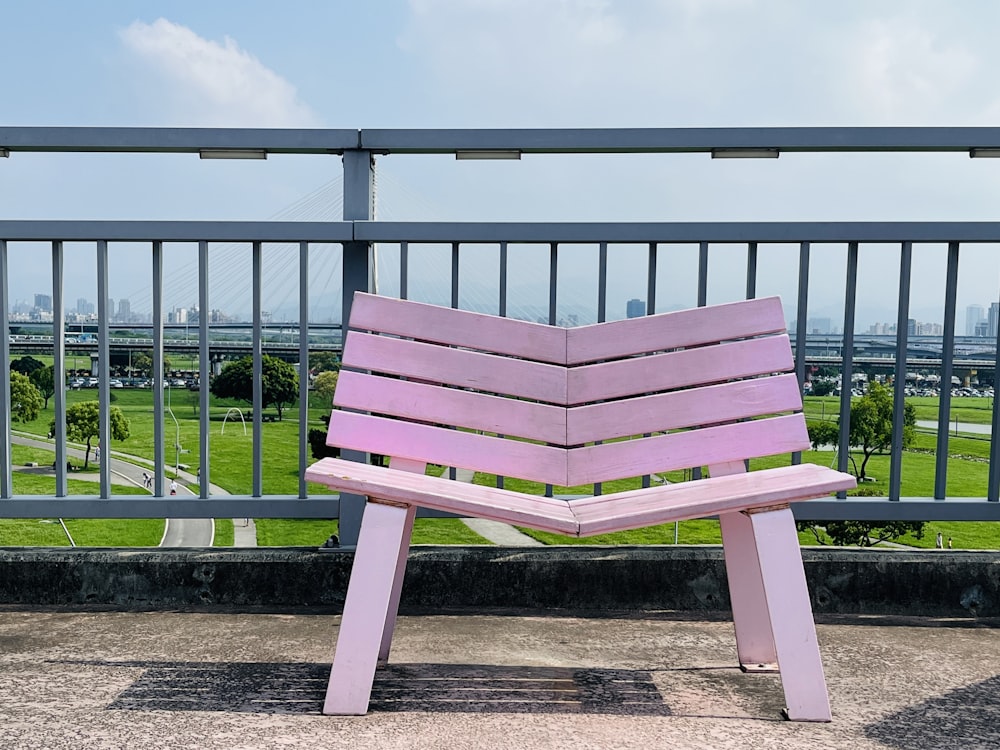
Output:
top-left (0, 220), bottom-right (352, 242)
top-left (354, 220), bottom-right (1000, 244)
top-left (0, 127), bottom-right (360, 154)
top-left (6, 219), bottom-right (1000, 244)
top-left (6, 126), bottom-right (1000, 155)
top-left (360, 126), bottom-right (1000, 154)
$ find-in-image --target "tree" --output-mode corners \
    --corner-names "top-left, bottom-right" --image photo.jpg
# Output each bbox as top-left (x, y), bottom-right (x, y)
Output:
top-left (54, 401), bottom-right (130, 468)
top-left (210, 355), bottom-right (298, 420)
top-left (807, 420), bottom-right (840, 451)
top-left (313, 370), bottom-right (339, 405)
top-left (308, 428), bottom-right (340, 461)
top-left (310, 351), bottom-right (340, 373)
top-left (132, 353), bottom-right (152, 377)
top-left (810, 379), bottom-right (836, 397)
top-left (132, 352), bottom-right (171, 378)
top-left (799, 491), bottom-right (925, 547)
top-left (29, 365), bottom-right (55, 409)
top-left (848, 381), bottom-right (915, 481)
top-left (807, 381), bottom-right (915, 482)
top-left (11, 356), bottom-right (45, 376)
top-left (10, 371), bottom-right (42, 423)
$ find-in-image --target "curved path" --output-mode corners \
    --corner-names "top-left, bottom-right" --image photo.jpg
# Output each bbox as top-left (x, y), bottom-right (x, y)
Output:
top-left (11, 433), bottom-right (216, 546)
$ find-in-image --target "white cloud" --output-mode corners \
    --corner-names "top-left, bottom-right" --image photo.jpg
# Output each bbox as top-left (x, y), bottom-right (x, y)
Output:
top-left (845, 18), bottom-right (979, 123)
top-left (119, 18), bottom-right (320, 127)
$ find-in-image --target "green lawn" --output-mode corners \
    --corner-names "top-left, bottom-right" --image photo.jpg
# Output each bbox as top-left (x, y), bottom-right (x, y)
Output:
top-left (10, 385), bottom-right (1000, 549)
top-left (0, 472), bottom-right (164, 546)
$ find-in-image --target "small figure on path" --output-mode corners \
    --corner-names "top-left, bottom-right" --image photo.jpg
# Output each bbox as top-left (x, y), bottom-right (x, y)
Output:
top-left (170, 479), bottom-right (178, 495)
top-left (141, 472), bottom-right (150, 490)
top-left (948, 537), bottom-right (953, 549)
top-left (935, 532), bottom-right (943, 548)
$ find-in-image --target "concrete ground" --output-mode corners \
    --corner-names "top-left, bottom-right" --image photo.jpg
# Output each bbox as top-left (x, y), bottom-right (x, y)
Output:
top-left (2, 606), bottom-right (999, 749)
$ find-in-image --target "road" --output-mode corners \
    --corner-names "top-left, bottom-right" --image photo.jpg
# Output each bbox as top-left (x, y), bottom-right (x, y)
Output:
top-left (916, 419), bottom-right (992, 435)
top-left (11, 433), bottom-right (215, 547)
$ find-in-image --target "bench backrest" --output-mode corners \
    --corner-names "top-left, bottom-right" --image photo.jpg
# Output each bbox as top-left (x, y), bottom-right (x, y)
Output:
top-left (327, 292), bottom-right (809, 487)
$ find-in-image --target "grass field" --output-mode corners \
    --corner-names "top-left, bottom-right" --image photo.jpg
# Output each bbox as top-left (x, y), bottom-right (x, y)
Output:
top-left (8, 385), bottom-right (1000, 549)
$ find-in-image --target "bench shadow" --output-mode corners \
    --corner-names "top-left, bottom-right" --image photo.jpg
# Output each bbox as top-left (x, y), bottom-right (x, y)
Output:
top-left (864, 674), bottom-right (1000, 748)
top-left (68, 660), bottom-right (671, 715)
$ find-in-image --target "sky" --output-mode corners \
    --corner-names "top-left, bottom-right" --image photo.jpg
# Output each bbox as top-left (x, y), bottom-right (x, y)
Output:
top-left (4, 1), bottom-right (1000, 329)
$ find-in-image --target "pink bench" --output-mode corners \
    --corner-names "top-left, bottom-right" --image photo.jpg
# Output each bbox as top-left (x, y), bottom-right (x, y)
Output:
top-left (305, 292), bottom-right (856, 720)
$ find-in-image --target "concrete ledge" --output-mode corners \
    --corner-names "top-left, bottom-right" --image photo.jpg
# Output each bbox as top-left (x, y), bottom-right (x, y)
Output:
top-left (1, 545), bottom-right (998, 617)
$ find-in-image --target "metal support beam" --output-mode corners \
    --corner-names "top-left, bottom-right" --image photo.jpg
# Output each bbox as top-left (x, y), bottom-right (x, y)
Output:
top-left (338, 149), bottom-right (376, 546)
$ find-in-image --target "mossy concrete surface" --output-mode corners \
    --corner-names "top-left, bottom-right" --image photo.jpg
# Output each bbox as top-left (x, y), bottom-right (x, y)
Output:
top-left (2, 545), bottom-right (1000, 617)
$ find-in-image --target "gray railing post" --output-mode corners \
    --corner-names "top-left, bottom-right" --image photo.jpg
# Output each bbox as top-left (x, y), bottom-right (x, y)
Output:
top-left (0, 240), bottom-right (10, 498)
top-left (339, 148), bottom-right (376, 546)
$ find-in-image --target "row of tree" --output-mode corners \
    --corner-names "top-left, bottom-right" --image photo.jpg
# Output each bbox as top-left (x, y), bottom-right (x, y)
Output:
top-left (801, 381), bottom-right (924, 547)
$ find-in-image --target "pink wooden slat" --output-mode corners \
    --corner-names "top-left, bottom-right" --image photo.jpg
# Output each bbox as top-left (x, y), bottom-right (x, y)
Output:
top-left (571, 463), bottom-right (856, 536)
top-left (565, 296), bottom-right (786, 364)
top-left (343, 331), bottom-right (567, 404)
top-left (748, 506), bottom-right (832, 721)
top-left (719, 509), bottom-right (779, 671)
top-left (567, 374), bottom-right (803, 444)
top-left (334, 370), bottom-right (567, 445)
top-left (567, 335), bottom-right (794, 405)
top-left (324, 500), bottom-right (415, 714)
top-left (325, 410), bottom-right (569, 486)
top-left (349, 292), bottom-right (567, 364)
top-left (564, 414), bottom-right (811, 485)
top-left (305, 457), bottom-right (578, 535)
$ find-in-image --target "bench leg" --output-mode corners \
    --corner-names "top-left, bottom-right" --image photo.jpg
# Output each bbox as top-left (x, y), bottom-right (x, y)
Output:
top-left (324, 500), bottom-right (414, 715)
top-left (719, 510), bottom-right (778, 672)
top-left (378, 504), bottom-right (417, 665)
top-left (747, 506), bottom-right (831, 722)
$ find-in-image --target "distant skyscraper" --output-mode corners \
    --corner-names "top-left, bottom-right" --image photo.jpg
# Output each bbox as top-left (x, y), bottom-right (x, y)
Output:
top-left (34, 294), bottom-right (52, 312)
top-left (626, 298), bottom-right (645, 318)
top-left (76, 297), bottom-right (89, 315)
top-left (967, 304), bottom-right (985, 336)
top-left (990, 303), bottom-right (1000, 339)
top-left (117, 299), bottom-right (131, 321)
top-left (807, 317), bottom-right (832, 334)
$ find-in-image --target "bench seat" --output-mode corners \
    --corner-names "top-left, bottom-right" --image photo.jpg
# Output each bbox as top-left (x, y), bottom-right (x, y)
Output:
top-left (306, 458), bottom-right (852, 537)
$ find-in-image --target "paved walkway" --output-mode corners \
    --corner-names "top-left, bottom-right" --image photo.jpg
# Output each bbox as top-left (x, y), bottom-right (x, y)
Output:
top-left (451, 468), bottom-right (543, 546)
top-left (11, 433), bottom-right (255, 547)
top-left (1, 607), bottom-right (998, 749)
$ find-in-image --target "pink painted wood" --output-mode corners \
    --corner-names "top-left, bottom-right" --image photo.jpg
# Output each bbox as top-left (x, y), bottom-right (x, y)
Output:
top-left (334, 370), bottom-right (568, 445)
top-left (308, 291), bottom-right (857, 721)
top-left (349, 291), bottom-right (566, 363)
top-left (342, 331), bottom-right (567, 404)
top-left (566, 373), bottom-right (803, 444)
top-left (565, 295), bottom-right (787, 364)
top-left (747, 506), bottom-right (833, 721)
top-left (711, 461), bottom-right (779, 673)
top-left (566, 335), bottom-right (795, 404)
top-left (326, 411), bottom-right (570, 486)
top-left (323, 500), bottom-right (414, 715)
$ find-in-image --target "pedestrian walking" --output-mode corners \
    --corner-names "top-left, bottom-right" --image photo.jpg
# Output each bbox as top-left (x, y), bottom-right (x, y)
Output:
top-left (935, 532), bottom-right (943, 548)
top-left (170, 479), bottom-right (178, 495)
top-left (145, 473), bottom-right (153, 489)
top-left (141, 472), bottom-right (150, 490)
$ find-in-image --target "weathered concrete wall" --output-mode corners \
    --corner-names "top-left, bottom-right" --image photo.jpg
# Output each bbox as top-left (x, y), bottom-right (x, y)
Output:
top-left (2, 546), bottom-right (999, 617)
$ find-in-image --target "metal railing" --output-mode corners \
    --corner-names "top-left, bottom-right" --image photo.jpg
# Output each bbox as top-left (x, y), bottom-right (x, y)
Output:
top-left (4, 126), bottom-right (1000, 544)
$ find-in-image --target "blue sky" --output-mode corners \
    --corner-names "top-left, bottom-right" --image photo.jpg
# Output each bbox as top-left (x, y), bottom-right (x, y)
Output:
top-left (4, 1), bottom-right (1000, 327)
